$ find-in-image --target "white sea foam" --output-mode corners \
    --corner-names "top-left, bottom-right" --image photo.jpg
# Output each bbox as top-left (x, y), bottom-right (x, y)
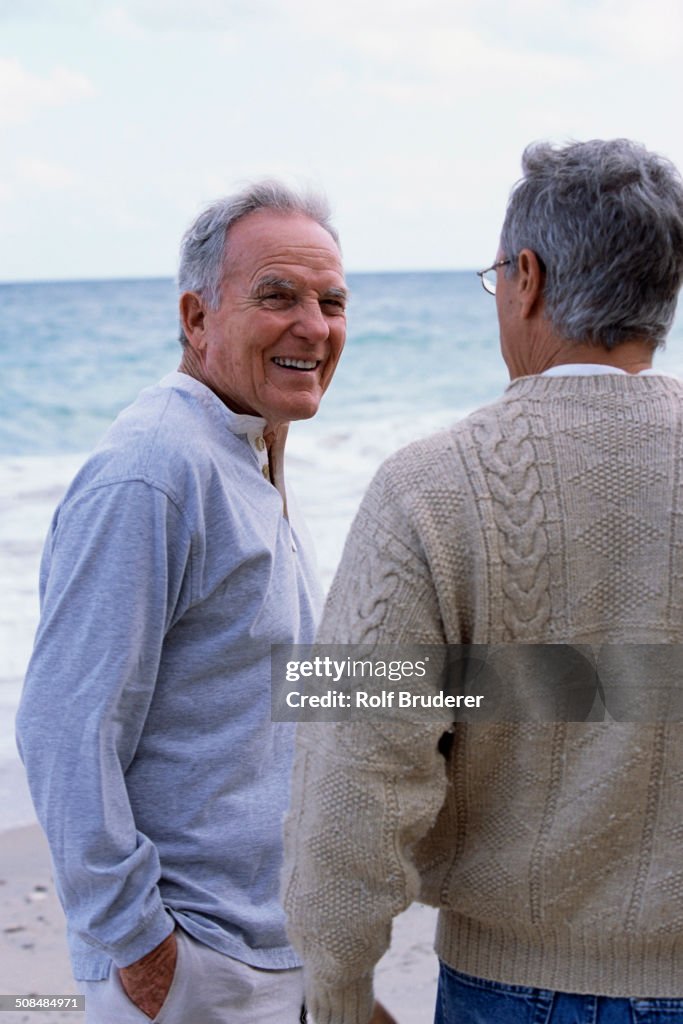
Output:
top-left (288, 404), bottom-right (467, 584)
top-left (0, 455), bottom-right (84, 827)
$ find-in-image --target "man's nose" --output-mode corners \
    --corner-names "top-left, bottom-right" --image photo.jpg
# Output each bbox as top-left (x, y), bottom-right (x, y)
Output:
top-left (291, 299), bottom-right (330, 342)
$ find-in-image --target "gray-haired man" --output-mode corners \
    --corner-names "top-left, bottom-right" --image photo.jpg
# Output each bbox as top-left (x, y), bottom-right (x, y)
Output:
top-left (283, 140), bottom-right (683, 1023)
top-left (17, 182), bottom-right (348, 1022)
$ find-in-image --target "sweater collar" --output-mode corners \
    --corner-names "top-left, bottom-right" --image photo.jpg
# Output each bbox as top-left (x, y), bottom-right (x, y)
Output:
top-left (505, 371), bottom-right (681, 399)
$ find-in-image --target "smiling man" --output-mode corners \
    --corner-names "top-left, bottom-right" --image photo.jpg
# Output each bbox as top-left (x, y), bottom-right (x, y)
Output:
top-left (17, 182), bottom-right (347, 1024)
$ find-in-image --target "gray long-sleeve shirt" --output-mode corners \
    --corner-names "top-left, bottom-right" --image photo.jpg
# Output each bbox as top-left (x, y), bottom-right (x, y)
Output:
top-left (16, 371), bottom-right (322, 981)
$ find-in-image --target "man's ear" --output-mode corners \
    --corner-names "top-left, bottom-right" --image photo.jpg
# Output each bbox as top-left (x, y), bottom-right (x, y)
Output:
top-left (179, 292), bottom-right (207, 351)
top-left (516, 249), bottom-right (544, 319)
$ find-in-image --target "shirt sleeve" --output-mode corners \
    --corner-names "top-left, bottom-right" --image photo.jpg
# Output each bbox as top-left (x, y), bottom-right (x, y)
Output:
top-left (282, 462), bottom-right (451, 1024)
top-left (16, 479), bottom-right (193, 967)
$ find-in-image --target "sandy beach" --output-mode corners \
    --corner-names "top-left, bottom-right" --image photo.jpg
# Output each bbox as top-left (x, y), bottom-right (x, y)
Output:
top-left (0, 822), bottom-right (438, 1023)
top-left (0, 826), bottom-right (81, 1024)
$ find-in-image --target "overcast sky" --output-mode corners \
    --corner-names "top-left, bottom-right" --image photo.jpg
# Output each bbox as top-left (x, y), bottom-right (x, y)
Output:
top-left (2, 0), bottom-right (682, 281)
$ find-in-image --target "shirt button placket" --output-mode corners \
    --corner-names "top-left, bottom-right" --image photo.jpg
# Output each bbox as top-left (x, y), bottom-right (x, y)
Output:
top-left (248, 432), bottom-right (270, 478)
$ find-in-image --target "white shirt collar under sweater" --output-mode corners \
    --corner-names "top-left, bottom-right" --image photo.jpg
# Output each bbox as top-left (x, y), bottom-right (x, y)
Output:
top-left (541, 363), bottom-right (662, 376)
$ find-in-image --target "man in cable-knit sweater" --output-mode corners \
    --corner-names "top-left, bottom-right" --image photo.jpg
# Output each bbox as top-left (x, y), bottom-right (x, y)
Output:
top-left (282, 139), bottom-right (683, 1024)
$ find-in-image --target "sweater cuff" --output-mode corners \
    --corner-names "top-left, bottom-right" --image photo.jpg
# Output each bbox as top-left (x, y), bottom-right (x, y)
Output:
top-left (306, 975), bottom-right (374, 1024)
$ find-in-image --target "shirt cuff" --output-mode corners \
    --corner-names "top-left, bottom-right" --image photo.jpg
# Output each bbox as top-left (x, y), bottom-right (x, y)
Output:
top-left (109, 903), bottom-right (176, 969)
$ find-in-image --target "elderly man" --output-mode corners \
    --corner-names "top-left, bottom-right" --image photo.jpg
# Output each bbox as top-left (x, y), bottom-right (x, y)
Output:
top-left (16, 182), bottom-right (348, 1023)
top-left (283, 140), bottom-right (683, 1024)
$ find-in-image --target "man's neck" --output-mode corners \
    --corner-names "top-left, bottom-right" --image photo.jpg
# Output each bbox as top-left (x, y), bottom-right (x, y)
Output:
top-left (508, 335), bottom-right (656, 380)
top-left (177, 351), bottom-right (287, 439)
top-left (548, 339), bottom-right (655, 375)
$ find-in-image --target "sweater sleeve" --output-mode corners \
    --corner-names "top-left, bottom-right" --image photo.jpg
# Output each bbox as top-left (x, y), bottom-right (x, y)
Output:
top-left (16, 479), bottom-right (192, 968)
top-left (282, 462), bottom-right (451, 1024)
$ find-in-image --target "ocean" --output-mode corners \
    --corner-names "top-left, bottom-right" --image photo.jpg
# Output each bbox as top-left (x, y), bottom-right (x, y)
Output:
top-left (2, 271), bottom-right (683, 830)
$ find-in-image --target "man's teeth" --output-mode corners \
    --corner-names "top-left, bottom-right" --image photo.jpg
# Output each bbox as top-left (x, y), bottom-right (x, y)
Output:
top-left (273, 357), bottom-right (318, 369)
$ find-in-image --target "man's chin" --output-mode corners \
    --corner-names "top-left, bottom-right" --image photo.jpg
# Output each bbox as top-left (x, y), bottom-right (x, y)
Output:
top-left (287, 408), bottom-right (321, 425)
top-left (262, 402), bottom-right (322, 436)
top-left (275, 394), bottom-right (324, 423)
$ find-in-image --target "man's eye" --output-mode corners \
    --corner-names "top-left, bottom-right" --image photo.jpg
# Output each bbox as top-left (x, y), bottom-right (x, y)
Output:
top-left (260, 293), bottom-right (293, 308)
top-left (321, 299), bottom-right (346, 313)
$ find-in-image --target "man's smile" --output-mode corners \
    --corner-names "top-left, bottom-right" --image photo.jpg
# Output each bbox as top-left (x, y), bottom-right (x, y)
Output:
top-left (271, 357), bottom-right (321, 371)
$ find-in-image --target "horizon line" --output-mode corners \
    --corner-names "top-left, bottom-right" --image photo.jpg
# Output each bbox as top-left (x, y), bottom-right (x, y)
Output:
top-left (0, 267), bottom-right (476, 288)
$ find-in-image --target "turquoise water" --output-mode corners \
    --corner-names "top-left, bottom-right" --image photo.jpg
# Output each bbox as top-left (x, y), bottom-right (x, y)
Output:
top-left (0, 272), bottom-right (506, 456)
top-left (4, 271), bottom-right (683, 458)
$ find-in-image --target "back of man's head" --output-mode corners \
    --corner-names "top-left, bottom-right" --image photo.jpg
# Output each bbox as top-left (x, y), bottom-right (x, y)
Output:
top-left (176, 180), bottom-right (339, 347)
top-left (500, 139), bottom-right (683, 350)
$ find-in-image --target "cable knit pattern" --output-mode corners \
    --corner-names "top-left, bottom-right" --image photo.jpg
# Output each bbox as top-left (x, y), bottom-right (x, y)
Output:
top-left (471, 407), bottom-right (552, 638)
top-left (283, 375), bottom-right (683, 1023)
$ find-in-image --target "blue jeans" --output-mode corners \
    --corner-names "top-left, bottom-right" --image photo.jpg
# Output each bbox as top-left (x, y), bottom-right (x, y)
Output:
top-left (435, 964), bottom-right (683, 1023)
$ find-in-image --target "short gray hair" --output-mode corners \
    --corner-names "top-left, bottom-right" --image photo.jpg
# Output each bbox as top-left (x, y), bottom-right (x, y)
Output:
top-left (177, 180), bottom-right (339, 347)
top-left (500, 139), bottom-right (683, 349)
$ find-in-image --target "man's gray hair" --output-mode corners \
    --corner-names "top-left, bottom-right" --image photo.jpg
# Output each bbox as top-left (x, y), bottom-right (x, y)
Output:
top-left (500, 139), bottom-right (683, 349)
top-left (177, 180), bottom-right (339, 347)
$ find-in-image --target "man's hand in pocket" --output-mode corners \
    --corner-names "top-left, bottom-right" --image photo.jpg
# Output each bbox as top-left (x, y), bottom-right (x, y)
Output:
top-left (119, 930), bottom-right (177, 1019)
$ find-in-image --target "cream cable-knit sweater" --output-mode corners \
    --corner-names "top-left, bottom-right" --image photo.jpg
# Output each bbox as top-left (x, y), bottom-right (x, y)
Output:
top-left (282, 374), bottom-right (683, 1024)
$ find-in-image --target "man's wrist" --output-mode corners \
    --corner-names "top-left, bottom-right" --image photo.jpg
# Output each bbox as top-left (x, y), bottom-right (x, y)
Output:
top-left (120, 929), bottom-right (177, 979)
top-left (111, 904), bottom-right (175, 970)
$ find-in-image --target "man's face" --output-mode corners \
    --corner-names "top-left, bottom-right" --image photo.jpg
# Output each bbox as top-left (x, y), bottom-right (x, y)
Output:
top-left (494, 251), bottom-right (511, 349)
top-left (494, 247), bottom-right (520, 376)
top-left (191, 210), bottom-right (347, 431)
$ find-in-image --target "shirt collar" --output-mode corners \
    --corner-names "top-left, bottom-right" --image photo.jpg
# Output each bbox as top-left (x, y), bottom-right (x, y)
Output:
top-left (540, 364), bottom-right (661, 377)
top-left (158, 371), bottom-right (268, 437)
top-left (158, 371), bottom-right (290, 510)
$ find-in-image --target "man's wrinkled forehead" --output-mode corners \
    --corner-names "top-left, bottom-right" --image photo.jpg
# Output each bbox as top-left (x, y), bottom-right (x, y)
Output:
top-left (251, 236), bottom-right (343, 266)
top-left (223, 209), bottom-right (343, 283)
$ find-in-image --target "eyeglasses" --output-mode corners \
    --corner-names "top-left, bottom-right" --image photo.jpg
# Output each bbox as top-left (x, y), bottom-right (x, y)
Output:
top-left (476, 258), bottom-right (512, 295)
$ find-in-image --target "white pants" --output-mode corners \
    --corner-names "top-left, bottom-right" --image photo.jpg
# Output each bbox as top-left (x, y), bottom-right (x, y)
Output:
top-left (81, 928), bottom-right (305, 1023)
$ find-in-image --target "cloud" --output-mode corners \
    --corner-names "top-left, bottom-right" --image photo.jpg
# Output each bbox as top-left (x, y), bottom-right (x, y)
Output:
top-left (16, 157), bottom-right (83, 190)
top-left (267, 0), bottom-right (682, 80)
top-left (0, 157), bottom-right (82, 208)
top-left (587, 0), bottom-right (683, 61)
top-left (3, 0), bottom-right (680, 68)
top-left (0, 0), bottom-right (95, 21)
top-left (95, 0), bottom-right (273, 34)
top-left (0, 58), bottom-right (94, 125)
top-left (97, 5), bottom-right (146, 38)
top-left (468, 0), bottom-right (683, 65)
